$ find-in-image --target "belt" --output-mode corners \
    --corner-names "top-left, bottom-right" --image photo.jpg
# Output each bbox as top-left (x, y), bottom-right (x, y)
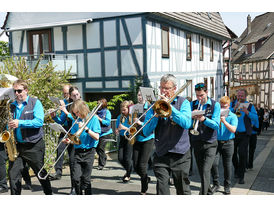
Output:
top-left (75, 147), bottom-right (93, 153)
top-left (218, 139), bottom-right (233, 144)
top-left (235, 132), bottom-right (246, 135)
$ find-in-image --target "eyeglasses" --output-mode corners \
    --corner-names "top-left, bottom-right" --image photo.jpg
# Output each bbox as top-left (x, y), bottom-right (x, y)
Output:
top-left (14, 89), bottom-right (23, 94)
top-left (159, 86), bottom-right (174, 91)
top-left (195, 83), bottom-right (205, 89)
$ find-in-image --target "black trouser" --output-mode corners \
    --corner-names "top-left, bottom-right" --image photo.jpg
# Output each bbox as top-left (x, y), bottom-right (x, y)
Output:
top-left (118, 135), bottom-right (133, 178)
top-left (54, 133), bottom-right (75, 188)
top-left (22, 160), bottom-right (31, 185)
top-left (0, 143), bottom-right (8, 189)
top-left (96, 134), bottom-right (111, 167)
top-left (8, 138), bottom-right (52, 195)
top-left (192, 140), bottom-right (217, 195)
top-left (133, 138), bottom-right (154, 192)
top-left (247, 134), bottom-right (257, 169)
top-left (232, 133), bottom-right (249, 179)
top-left (153, 150), bottom-right (191, 195)
top-left (211, 139), bottom-right (234, 188)
top-left (73, 148), bottom-right (95, 195)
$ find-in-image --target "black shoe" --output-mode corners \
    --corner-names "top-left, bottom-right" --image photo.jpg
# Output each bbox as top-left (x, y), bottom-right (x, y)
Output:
top-left (0, 187), bottom-right (8, 193)
top-left (98, 165), bottom-right (104, 170)
top-left (122, 175), bottom-right (130, 183)
top-left (207, 185), bottom-right (220, 195)
top-left (69, 188), bottom-right (76, 195)
top-left (224, 187), bottom-right (231, 195)
top-left (23, 183), bottom-right (33, 191)
top-left (238, 178), bottom-right (245, 184)
top-left (49, 173), bottom-right (62, 180)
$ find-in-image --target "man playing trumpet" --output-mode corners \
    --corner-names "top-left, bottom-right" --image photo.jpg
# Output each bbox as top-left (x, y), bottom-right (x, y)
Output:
top-left (190, 83), bottom-right (220, 195)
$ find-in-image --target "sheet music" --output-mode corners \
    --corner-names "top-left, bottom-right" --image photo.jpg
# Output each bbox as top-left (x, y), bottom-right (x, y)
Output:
top-left (48, 123), bottom-right (68, 134)
top-left (139, 87), bottom-right (156, 102)
top-left (0, 88), bottom-right (15, 100)
top-left (238, 103), bottom-right (250, 109)
top-left (221, 109), bottom-right (230, 117)
top-left (49, 96), bottom-right (61, 105)
top-left (129, 103), bottom-right (144, 115)
top-left (191, 110), bottom-right (205, 117)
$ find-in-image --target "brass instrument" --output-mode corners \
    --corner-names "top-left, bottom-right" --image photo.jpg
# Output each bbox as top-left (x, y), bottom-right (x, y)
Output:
top-left (0, 99), bottom-right (19, 162)
top-left (44, 101), bottom-right (74, 124)
top-left (124, 80), bottom-right (191, 142)
top-left (234, 103), bottom-right (250, 118)
top-left (38, 102), bottom-right (102, 180)
top-left (190, 100), bottom-right (203, 136)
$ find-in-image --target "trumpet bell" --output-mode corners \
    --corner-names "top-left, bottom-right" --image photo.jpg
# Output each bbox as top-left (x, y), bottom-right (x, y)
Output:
top-left (153, 100), bottom-right (172, 118)
top-left (129, 136), bottom-right (136, 145)
top-left (190, 129), bottom-right (199, 136)
top-left (0, 131), bottom-right (10, 142)
top-left (68, 134), bottom-right (81, 145)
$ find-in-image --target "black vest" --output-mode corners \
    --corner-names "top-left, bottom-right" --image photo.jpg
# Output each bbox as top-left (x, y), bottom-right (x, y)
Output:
top-left (190, 98), bottom-right (217, 142)
top-left (11, 97), bottom-right (44, 143)
top-left (155, 97), bottom-right (190, 156)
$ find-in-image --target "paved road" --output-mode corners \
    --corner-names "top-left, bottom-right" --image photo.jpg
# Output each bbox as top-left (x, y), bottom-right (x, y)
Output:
top-left (1, 126), bottom-right (274, 195)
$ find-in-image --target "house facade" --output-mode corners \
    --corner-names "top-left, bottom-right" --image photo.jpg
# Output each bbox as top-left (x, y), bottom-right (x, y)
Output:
top-left (1, 12), bottom-right (230, 103)
top-left (231, 13), bottom-right (274, 109)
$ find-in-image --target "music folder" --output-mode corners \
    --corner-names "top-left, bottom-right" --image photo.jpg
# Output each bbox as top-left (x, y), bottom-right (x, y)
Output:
top-left (49, 123), bottom-right (68, 134)
top-left (129, 103), bottom-right (144, 115)
top-left (191, 110), bottom-right (205, 117)
top-left (221, 109), bottom-right (230, 117)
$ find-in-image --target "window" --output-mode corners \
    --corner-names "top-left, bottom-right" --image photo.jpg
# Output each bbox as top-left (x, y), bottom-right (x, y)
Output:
top-left (210, 40), bottom-right (214, 61)
top-left (210, 77), bottom-right (214, 98)
top-left (28, 29), bottom-right (52, 59)
top-left (161, 26), bottom-right (169, 58)
top-left (186, 34), bottom-right (192, 60)
top-left (249, 63), bottom-right (253, 76)
top-left (252, 43), bottom-right (255, 54)
top-left (204, 78), bottom-right (208, 89)
top-left (199, 36), bottom-right (204, 61)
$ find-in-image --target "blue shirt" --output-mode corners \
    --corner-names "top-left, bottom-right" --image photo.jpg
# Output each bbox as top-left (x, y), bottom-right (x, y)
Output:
top-left (70, 114), bottom-right (101, 149)
top-left (116, 115), bottom-right (131, 136)
top-left (100, 109), bottom-right (113, 137)
top-left (11, 96), bottom-right (44, 143)
top-left (218, 111), bottom-right (238, 141)
top-left (230, 100), bottom-right (258, 133)
top-left (143, 97), bottom-right (192, 136)
top-left (190, 98), bottom-right (221, 131)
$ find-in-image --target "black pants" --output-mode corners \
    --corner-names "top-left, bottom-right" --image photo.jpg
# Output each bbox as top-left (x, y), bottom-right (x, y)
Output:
top-left (133, 138), bottom-right (154, 192)
top-left (247, 134), bottom-right (257, 169)
top-left (118, 135), bottom-right (133, 177)
top-left (73, 148), bottom-right (95, 195)
top-left (22, 160), bottom-right (31, 185)
top-left (54, 133), bottom-right (75, 188)
top-left (153, 150), bottom-right (191, 195)
top-left (192, 140), bottom-right (217, 195)
top-left (0, 143), bottom-right (8, 189)
top-left (96, 134), bottom-right (111, 167)
top-left (232, 133), bottom-right (249, 179)
top-left (8, 138), bottom-right (52, 195)
top-left (211, 139), bottom-right (234, 188)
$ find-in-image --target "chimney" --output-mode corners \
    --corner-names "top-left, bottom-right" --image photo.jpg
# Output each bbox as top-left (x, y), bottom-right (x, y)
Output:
top-left (247, 14), bottom-right (251, 35)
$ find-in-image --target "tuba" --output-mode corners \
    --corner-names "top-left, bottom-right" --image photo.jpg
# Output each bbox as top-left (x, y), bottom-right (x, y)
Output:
top-left (0, 75), bottom-right (19, 162)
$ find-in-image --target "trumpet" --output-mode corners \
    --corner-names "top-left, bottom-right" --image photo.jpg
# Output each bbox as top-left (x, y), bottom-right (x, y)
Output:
top-left (124, 80), bottom-right (191, 143)
top-left (190, 100), bottom-right (203, 136)
top-left (38, 102), bottom-right (102, 180)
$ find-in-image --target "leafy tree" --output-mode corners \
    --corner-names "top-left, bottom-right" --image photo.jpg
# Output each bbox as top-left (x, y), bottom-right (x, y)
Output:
top-left (0, 41), bottom-right (10, 57)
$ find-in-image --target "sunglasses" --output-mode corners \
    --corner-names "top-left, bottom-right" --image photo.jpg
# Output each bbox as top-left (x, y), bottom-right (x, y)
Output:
top-left (14, 89), bottom-right (24, 94)
top-left (195, 83), bottom-right (205, 89)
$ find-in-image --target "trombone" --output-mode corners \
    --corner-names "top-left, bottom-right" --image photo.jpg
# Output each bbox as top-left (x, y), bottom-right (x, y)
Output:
top-left (124, 80), bottom-right (191, 143)
top-left (38, 102), bottom-right (102, 180)
top-left (190, 100), bottom-right (203, 136)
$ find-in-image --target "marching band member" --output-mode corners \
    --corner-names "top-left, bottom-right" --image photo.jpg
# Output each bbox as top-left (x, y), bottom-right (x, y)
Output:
top-left (143, 74), bottom-right (192, 195)
top-left (247, 115), bottom-right (259, 170)
top-left (50, 85), bottom-right (80, 195)
top-left (230, 88), bottom-right (258, 184)
top-left (115, 100), bottom-right (134, 183)
top-left (190, 83), bottom-right (220, 195)
top-left (132, 89), bottom-right (155, 195)
top-left (8, 80), bottom-right (52, 195)
top-left (95, 98), bottom-right (113, 170)
top-left (210, 96), bottom-right (238, 195)
top-left (62, 99), bottom-right (101, 195)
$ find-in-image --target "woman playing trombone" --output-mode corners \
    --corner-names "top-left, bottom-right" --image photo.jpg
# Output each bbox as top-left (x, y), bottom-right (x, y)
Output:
top-left (61, 99), bottom-right (101, 195)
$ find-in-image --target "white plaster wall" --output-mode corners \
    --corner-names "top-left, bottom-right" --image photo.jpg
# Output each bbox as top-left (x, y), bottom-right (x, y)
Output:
top-left (67, 25), bottom-right (83, 50)
top-left (86, 22), bottom-right (100, 49)
top-left (125, 17), bottom-right (142, 45)
top-left (12, 31), bottom-right (21, 53)
top-left (104, 20), bottom-right (116, 47)
top-left (121, 50), bottom-right (138, 76)
top-left (86, 81), bottom-right (102, 88)
top-left (105, 50), bottom-right (118, 77)
top-left (53, 27), bottom-right (63, 51)
top-left (87, 53), bottom-right (101, 77)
